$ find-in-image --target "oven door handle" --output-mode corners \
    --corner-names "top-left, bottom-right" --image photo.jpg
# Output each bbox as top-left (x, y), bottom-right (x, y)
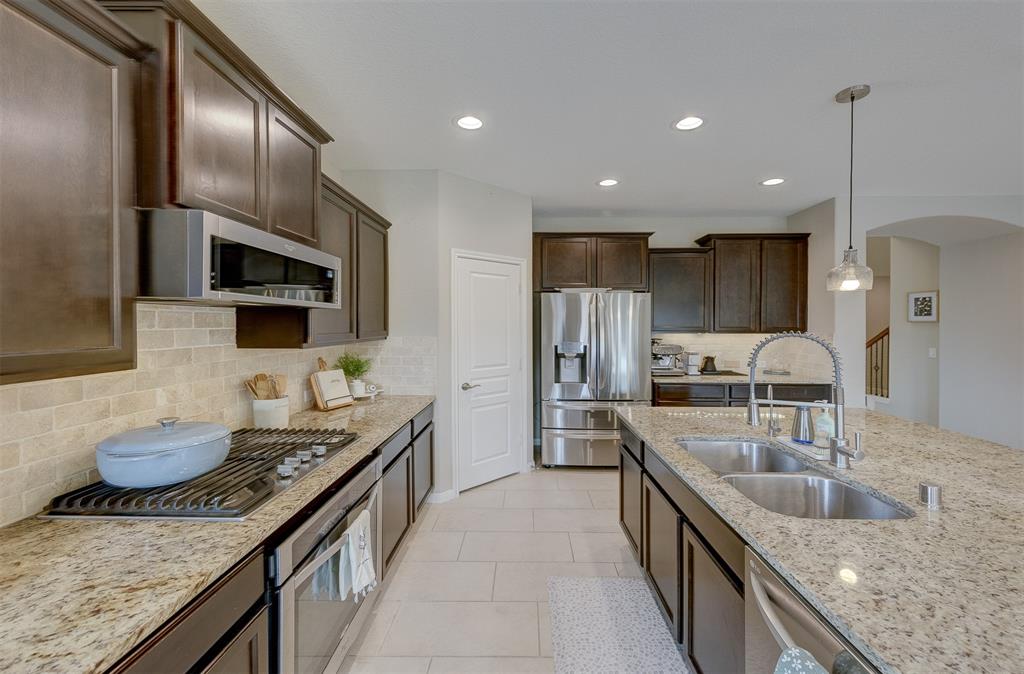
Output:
top-left (293, 484), bottom-right (380, 586)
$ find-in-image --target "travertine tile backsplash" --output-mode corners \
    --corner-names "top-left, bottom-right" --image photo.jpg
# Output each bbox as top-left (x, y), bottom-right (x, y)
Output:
top-left (655, 333), bottom-right (836, 381)
top-left (0, 303), bottom-right (436, 526)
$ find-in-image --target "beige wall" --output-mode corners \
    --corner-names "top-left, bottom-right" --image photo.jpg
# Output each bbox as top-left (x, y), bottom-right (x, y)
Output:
top-left (787, 199), bottom-right (836, 340)
top-left (865, 276), bottom-right (891, 339)
top-left (0, 304), bottom-right (435, 527)
top-left (939, 230), bottom-right (1024, 448)
top-left (873, 237), bottom-right (940, 425)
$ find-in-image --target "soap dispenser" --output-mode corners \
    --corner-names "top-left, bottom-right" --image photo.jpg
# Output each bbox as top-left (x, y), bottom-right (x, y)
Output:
top-left (813, 403), bottom-right (835, 449)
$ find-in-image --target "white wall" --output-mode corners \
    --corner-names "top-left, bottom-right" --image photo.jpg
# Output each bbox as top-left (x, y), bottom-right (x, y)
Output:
top-left (873, 237), bottom-right (940, 424)
top-left (436, 173), bottom-right (533, 494)
top-left (787, 199), bottom-right (837, 340)
top-left (336, 170), bottom-right (533, 495)
top-left (533, 215), bottom-right (786, 247)
top-left (865, 276), bottom-right (891, 339)
top-left (939, 231), bottom-right (1024, 448)
top-left (336, 170), bottom-right (440, 337)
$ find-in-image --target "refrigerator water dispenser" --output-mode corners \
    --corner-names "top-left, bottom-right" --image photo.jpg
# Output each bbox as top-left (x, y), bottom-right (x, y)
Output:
top-left (554, 342), bottom-right (588, 384)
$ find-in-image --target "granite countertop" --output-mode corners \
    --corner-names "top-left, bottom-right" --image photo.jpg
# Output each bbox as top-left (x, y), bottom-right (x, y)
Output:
top-left (0, 395), bottom-right (433, 674)
top-left (616, 405), bottom-right (1024, 674)
top-left (652, 370), bottom-right (832, 385)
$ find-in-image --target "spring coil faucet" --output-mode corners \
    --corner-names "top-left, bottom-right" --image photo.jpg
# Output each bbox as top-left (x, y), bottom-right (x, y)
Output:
top-left (746, 332), bottom-right (858, 468)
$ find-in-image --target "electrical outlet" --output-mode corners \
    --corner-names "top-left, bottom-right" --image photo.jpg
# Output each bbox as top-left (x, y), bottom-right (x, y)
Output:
top-left (928, 347), bottom-right (937, 359)
top-left (304, 389), bottom-right (312, 403)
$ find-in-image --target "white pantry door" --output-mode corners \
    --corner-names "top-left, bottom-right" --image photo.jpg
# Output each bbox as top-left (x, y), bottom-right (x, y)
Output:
top-left (455, 253), bottom-right (525, 490)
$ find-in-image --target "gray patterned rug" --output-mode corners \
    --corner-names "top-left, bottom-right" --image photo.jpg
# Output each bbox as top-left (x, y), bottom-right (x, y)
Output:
top-left (547, 576), bottom-right (690, 673)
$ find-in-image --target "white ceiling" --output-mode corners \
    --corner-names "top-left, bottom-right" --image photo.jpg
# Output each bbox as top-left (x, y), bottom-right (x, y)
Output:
top-left (194, 0), bottom-right (1023, 217)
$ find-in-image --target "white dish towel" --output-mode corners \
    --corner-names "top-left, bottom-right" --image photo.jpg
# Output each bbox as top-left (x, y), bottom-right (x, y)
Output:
top-left (338, 509), bottom-right (377, 602)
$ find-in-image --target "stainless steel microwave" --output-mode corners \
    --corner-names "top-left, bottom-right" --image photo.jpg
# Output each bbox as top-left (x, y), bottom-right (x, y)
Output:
top-left (138, 209), bottom-right (342, 310)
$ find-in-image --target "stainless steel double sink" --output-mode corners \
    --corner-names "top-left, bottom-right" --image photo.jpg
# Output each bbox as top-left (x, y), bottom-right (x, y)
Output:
top-left (680, 440), bottom-right (911, 520)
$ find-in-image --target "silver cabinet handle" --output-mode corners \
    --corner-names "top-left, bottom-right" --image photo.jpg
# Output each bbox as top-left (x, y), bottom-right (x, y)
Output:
top-left (461, 382), bottom-right (481, 391)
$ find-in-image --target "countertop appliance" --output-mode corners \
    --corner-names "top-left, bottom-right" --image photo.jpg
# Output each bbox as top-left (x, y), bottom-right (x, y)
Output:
top-left (139, 209), bottom-right (342, 310)
top-left (652, 342), bottom-right (683, 370)
top-left (682, 351), bottom-right (701, 375)
top-left (42, 428), bottom-right (359, 521)
top-left (273, 456), bottom-right (382, 674)
top-left (540, 290), bottom-right (651, 467)
top-left (745, 548), bottom-right (874, 674)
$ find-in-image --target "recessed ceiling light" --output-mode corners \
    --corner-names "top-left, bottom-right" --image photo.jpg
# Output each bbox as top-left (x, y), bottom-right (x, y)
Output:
top-left (674, 116), bottom-right (704, 131)
top-left (759, 177), bottom-right (786, 186)
top-left (455, 115), bottom-right (483, 130)
top-left (597, 178), bottom-right (619, 187)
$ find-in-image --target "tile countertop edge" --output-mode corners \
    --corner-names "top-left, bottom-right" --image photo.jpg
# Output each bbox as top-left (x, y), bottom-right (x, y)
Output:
top-left (0, 395), bottom-right (434, 674)
top-left (616, 413), bottom-right (893, 674)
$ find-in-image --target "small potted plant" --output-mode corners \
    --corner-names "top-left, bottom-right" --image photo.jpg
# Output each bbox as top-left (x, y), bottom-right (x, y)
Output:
top-left (334, 353), bottom-right (373, 397)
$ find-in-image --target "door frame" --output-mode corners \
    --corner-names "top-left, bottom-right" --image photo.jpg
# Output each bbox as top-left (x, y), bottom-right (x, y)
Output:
top-left (450, 249), bottom-right (531, 494)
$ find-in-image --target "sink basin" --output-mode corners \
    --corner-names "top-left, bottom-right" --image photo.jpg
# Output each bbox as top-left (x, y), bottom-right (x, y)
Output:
top-left (722, 473), bottom-right (911, 520)
top-left (681, 440), bottom-right (809, 475)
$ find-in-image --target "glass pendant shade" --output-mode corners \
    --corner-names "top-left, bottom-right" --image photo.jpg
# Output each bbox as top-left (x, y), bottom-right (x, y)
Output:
top-left (826, 248), bottom-right (874, 291)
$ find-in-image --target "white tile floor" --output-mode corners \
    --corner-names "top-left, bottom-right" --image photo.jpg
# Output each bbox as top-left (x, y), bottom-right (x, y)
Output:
top-left (341, 467), bottom-right (640, 674)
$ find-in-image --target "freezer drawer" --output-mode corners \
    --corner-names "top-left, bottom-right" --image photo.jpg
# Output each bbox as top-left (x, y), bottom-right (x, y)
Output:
top-left (541, 429), bottom-right (620, 466)
top-left (542, 401), bottom-right (628, 430)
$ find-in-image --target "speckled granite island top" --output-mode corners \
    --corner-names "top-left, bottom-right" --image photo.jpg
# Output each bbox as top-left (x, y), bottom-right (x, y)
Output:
top-left (0, 395), bottom-right (433, 674)
top-left (616, 406), bottom-right (1024, 674)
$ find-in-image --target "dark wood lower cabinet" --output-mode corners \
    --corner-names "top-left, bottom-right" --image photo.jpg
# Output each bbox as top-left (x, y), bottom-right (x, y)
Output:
top-left (619, 445), bottom-right (642, 556)
top-left (642, 475), bottom-right (683, 642)
top-left (412, 424), bottom-right (434, 515)
top-left (202, 607), bottom-right (269, 674)
top-left (381, 446), bottom-right (413, 574)
top-left (683, 524), bottom-right (745, 674)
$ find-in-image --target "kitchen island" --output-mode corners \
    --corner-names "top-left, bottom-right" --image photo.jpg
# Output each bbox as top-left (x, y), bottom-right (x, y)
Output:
top-left (617, 405), bottom-right (1024, 673)
top-left (0, 395), bottom-right (433, 673)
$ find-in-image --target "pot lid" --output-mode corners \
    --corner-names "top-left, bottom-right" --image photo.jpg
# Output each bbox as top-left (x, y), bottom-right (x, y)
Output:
top-left (97, 417), bottom-right (230, 456)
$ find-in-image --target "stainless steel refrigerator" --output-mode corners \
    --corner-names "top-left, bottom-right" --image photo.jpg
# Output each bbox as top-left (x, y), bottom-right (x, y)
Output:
top-left (539, 290), bottom-right (651, 467)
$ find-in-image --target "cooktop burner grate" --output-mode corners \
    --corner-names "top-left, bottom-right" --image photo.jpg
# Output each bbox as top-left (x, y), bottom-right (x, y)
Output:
top-left (42, 428), bottom-right (359, 520)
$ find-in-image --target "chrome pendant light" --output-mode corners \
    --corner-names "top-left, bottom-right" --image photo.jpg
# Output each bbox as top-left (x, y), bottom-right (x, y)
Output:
top-left (827, 84), bottom-right (874, 292)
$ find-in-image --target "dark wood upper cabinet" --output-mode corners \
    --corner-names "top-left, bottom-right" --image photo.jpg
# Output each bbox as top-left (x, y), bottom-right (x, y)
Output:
top-left (1, 0), bottom-right (144, 384)
top-left (356, 212), bottom-right (389, 340)
top-left (176, 23), bottom-right (266, 226)
top-left (537, 236), bottom-right (593, 289)
top-left (760, 238), bottom-right (808, 332)
top-left (103, 0), bottom-right (331, 234)
top-left (267, 104), bottom-right (320, 246)
top-left (710, 238), bottom-right (761, 333)
top-left (649, 248), bottom-right (712, 333)
top-left (696, 234), bottom-right (809, 334)
top-left (534, 233), bottom-right (651, 290)
top-left (307, 176), bottom-right (358, 345)
top-left (596, 236), bottom-right (648, 289)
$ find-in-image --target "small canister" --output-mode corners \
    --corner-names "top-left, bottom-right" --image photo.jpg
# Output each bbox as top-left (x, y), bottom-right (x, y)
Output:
top-left (790, 405), bottom-right (814, 444)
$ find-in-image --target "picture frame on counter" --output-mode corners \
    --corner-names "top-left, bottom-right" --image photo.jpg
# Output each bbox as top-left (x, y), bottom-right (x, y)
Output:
top-left (907, 290), bottom-right (939, 322)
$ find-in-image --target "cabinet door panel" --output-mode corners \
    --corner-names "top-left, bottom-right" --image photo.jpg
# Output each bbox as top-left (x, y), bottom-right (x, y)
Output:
top-left (412, 425), bottom-right (434, 515)
top-left (683, 524), bottom-right (744, 674)
top-left (176, 24), bottom-right (266, 226)
top-left (596, 237), bottom-right (648, 289)
top-left (202, 607), bottom-right (269, 674)
top-left (356, 212), bottom-right (389, 340)
top-left (1, 1), bottom-right (137, 383)
top-left (308, 181), bottom-right (357, 345)
top-left (539, 237), bottom-right (593, 289)
top-left (760, 238), bottom-right (807, 332)
top-left (267, 105), bottom-right (320, 246)
top-left (650, 250), bottom-right (712, 332)
top-left (642, 475), bottom-right (682, 642)
top-left (713, 239), bottom-right (761, 333)
top-left (619, 445), bottom-right (642, 556)
top-left (382, 447), bottom-right (412, 574)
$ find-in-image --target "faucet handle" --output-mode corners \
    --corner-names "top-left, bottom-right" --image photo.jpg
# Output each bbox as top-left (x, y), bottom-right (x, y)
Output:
top-left (852, 431), bottom-right (865, 461)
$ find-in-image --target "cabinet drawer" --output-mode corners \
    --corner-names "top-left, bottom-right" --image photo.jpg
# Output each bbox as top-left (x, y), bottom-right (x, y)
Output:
top-left (645, 451), bottom-right (744, 581)
top-left (658, 401), bottom-right (728, 408)
top-left (542, 401), bottom-right (619, 430)
top-left (541, 429), bottom-right (619, 467)
top-left (381, 423), bottom-right (412, 469)
top-left (620, 423), bottom-right (643, 463)
top-left (729, 384), bottom-right (832, 402)
top-left (654, 383), bottom-right (727, 401)
top-left (412, 403), bottom-right (434, 438)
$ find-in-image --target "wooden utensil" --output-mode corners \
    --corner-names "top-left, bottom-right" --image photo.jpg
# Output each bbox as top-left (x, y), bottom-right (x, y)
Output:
top-left (274, 374), bottom-right (288, 396)
top-left (245, 379), bottom-right (260, 399)
top-left (253, 373), bottom-right (272, 400)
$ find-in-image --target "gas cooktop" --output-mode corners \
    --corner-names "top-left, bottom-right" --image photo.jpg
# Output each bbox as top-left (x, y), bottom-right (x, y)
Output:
top-left (42, 428), bottom-right (359, 521)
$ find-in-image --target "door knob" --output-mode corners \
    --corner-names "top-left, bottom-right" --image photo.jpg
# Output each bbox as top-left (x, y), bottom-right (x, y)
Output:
top-left (461, 382), bottom-right (481, 391)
